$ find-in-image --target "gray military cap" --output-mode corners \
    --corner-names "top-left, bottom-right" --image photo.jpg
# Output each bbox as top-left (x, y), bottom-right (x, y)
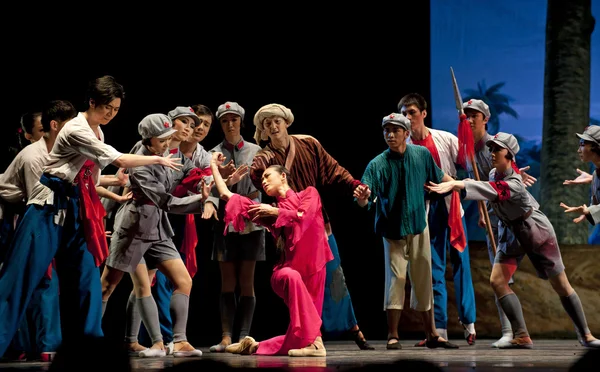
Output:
top-left (138, 114), bottom-right (177, 140)
top-left (382, 113), bottom-right (410, 131)
top-left (576, 125), bottom-right (600, 146)
top-left (486, 132), bottom-right (520, 158)
top-left (168, 106), bottom-right (200, 127)
top-left (463, 99), bottom-right (491, 118)
top-left (216, 101), bottom-right (245, 120)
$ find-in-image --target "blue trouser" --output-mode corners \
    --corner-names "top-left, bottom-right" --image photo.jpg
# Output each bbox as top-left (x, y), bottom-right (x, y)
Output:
top-left (589, 224), bottom-right (600, 245)
top-left (0, 175), bottom-right (103, 357)
top-left (429, 198), bottom-right (476, 329)
top-left (321, 233), bottom-right (357, 334)
top-left (11, 268), bottom-right (62, 354)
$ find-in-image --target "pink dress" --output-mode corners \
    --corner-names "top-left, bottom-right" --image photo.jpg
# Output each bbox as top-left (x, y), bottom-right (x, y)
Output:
top-left (224, 187), bottom-right (334, 355)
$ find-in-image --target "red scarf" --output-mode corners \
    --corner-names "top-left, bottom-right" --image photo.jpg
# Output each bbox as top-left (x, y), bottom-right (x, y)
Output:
top-left (413, 133), bottom-right (466, 252)
top-left (75, 160), bottom-right (109, 266)
top-left (171, 166), bottom-right (213, 279)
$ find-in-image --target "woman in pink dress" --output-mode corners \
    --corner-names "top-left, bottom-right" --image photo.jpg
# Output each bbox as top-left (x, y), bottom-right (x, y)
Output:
top-left (208, 152), bottom-right (333, 357)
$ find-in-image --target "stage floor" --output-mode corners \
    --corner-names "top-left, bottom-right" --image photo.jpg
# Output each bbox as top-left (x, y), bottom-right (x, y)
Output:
top-left (0, 340), bottom-right (595, 371)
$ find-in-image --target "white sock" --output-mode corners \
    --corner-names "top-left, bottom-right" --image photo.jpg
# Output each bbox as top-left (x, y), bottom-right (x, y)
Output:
top-left (464, 323), bottom-right (475, 334)
top-left (436, 328), bottom-right (448, 340)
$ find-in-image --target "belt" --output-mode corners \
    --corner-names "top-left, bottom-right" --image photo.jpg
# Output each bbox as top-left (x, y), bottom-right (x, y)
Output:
top-left (132, 196), bottom-right (155, 206)
top-left (511, 208), bottom-right (533, 224)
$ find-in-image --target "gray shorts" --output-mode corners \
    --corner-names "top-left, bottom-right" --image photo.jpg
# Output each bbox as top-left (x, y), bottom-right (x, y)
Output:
top-left (495, 218), bottom-right (565, 280)
top-left (212, 228), bottom-right (266, 262)
top-left (106, 230), bottom-right (181, 272)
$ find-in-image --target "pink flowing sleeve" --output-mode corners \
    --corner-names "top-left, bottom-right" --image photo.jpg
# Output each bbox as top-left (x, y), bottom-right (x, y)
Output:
top-left (223, 194), bottom-right (259, 235)
top-left (273, 187), bottom-right (322, 249)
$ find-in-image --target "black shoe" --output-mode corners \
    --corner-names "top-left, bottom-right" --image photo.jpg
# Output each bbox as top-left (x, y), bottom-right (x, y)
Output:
top-left (414, 339), bottom-right (427, 347)
top-left (386, 337), bottom-right (402, 350)
top-left (349, 329), bottom-right (375, 350)
top-left (426, 336), bottom-right (459, 349)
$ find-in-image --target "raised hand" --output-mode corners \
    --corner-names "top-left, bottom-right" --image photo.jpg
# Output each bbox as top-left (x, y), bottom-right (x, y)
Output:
top-left (519, 166), bottom-right (537, 188)
top-left (563, 169), bottom-right (593, 185)
top-left (160, 153), bottom-right (183, 171)
top-left (218, 160), bottom-right (236, 178)
top-left (226, 164), bottom-right (249, 186)
top-left (210, 152), bottom-right (226, 166)
top-left (200, 179), bottom-right (215, 201)
top-left (559, 202), bottom-right (589, 223)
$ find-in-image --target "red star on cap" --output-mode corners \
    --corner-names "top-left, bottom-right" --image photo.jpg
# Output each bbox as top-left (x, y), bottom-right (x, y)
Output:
top-left (189, 107), bottom-right (194, 113)
top-left (225, 104), bottom-right (231, 109)
top-left (164, 122), bottom-right (170, 128)
top-left (494, 133), bottom-right (499, 138)
top-left (467, 100), bottom-right (473, 105)
top-left (390, 114), bottom-right (395, 118)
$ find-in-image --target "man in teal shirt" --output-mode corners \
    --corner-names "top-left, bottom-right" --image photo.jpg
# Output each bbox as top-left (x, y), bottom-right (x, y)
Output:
top-left (355, 113), bottom-right (458, 350)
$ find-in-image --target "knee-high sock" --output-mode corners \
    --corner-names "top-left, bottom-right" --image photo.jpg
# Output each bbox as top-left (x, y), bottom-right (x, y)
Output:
top-left (101, 300), bottom-right (108, 318)
top-left (498, 293), bottom-right (529, 338)
top-left (495, 295), bottom-right (512, 336)
top-left (238, 296), bottom-right (256, 340)
top-left (137, 296), bottom-right (163, 344)
top-left (171, 293), bottom-right (190, 343)
top-left (560, 292), bottom-right (591, 337)
top-left (125, 293), bottom-right (142, 344)
top-left (220, 292), bottom-right (236, 338)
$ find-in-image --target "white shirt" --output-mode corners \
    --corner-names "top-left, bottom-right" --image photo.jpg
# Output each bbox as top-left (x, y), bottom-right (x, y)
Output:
top-left (0, 137), bottom-right (50, 203)
top-left (28, 113), bottom-right (122, 206)
top-left (409, 128), bottom-right (464, 216)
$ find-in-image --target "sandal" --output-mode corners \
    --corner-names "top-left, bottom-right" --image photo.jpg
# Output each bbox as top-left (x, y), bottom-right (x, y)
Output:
top-left (386, 337), bottom-right (402, 350)
top-left (350, 329), bottom-right (375, 350)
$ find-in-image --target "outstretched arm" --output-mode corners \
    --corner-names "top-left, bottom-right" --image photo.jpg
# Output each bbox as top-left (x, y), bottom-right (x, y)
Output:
top-left (563, 168), bottom-right (593, 185)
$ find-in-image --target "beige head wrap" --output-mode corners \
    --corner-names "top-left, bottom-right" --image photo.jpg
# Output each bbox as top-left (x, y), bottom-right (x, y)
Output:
top-left (253, 103), bottom-right (294, 143)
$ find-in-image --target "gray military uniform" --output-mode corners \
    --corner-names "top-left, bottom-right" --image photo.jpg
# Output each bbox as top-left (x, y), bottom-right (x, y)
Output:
top-left (462, 167), bottom-right (565, 279)
top-left (473, 133), bottom-right (526, 263)
top-left (207, 138), bottom-right (265, 261)
top-left (106, 145), bottom-right (204, 272)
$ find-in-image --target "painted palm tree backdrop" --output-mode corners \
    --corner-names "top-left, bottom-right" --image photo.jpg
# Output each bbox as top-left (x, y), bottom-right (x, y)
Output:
top-left (462, 80), bottom-right (519, 134)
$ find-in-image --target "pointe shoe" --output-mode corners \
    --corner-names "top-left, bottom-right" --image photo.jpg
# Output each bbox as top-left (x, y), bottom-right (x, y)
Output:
top-left (139, 348), bottom-right (166, 358)
top-left (128, 348), bottom-right (148, 357)
top-left (209, 343), bottom-right (229, 352)
top-left (174, 349), bottom-right (203, 357)
top-left (225, 336), bottom-right (256, 355)
top-left (579, 338), bottom-right (600, 348)
top-left (497, 336), bottom-right (533, 349)
top-left (491, 334), bottom-right (513, 348)
top-left (165, 342), bottom-right (174, 355)
top-left (288, 340), bottom-right (326, 357)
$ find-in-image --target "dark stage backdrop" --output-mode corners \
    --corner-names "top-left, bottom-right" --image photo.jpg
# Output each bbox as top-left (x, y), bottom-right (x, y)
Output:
top-left (1, 4), bottom-right (432, 345)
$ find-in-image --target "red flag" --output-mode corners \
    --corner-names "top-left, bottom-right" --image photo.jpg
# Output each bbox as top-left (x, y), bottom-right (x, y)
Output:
top-left (456, 114), bottom-right (475, 170)
top-left (448, 191), bottom-right (466, 252)
top-left (181, 214), bottom-right (199, 278)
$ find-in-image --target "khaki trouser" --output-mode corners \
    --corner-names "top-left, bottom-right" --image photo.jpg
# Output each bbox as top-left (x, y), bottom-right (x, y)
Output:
top-left (383, 226), bottom-right (433, 312)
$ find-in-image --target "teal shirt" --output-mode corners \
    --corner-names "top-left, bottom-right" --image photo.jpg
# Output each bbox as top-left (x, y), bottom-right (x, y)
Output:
top-left (360, 145), bottom-right (445, 239)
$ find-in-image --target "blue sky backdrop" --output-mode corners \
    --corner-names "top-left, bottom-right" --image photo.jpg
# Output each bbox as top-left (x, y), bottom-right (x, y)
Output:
top-left (431, 0), bottom-right (600, 142)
